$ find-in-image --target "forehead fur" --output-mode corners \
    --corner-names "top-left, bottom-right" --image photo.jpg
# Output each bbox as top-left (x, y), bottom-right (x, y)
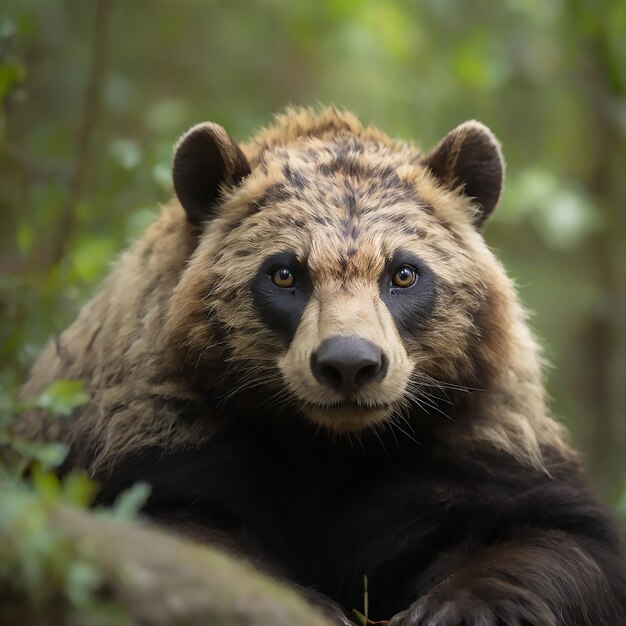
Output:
top-left (211, 107), bottom-right (484, 274)
top-left (241, 106), bottom-right (406, 161)
top-left (238, 106), bottom-right (485, 226)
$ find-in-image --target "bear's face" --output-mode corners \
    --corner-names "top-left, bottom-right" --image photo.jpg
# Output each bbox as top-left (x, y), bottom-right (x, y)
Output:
top-left (167, 114), bottom-right (506, 433)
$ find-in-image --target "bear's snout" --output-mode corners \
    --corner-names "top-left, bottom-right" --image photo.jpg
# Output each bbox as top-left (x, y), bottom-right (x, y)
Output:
top-left (310, 335), bottom-right (388, 397)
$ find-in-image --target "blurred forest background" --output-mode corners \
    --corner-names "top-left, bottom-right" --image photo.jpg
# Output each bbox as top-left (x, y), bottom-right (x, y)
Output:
top-left (1, 0), bottom-right (625, 512)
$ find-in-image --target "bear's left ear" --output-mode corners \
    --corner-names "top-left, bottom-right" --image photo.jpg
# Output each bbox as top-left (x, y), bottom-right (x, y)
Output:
top-left (173, 122), bottom-right (251, 226)
top-left (423, 121), bottom-right (504, 227)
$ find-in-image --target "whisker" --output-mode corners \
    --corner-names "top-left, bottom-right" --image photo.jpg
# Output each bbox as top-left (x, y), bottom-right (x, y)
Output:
top-left (388, 414), bottom-right (421, 446)
top-left (371, 422), bottom-right (391, 457)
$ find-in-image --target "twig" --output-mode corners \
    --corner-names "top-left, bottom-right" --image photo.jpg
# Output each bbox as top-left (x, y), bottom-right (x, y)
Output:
top-left (49, 0), bottom-right (113, 266)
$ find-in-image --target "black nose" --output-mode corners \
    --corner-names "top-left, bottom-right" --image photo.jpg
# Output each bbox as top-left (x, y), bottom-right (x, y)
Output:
top-left (311, 336), bottom-right (387, 396)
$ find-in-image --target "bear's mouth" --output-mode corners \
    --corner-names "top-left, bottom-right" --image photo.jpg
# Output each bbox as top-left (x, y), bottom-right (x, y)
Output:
top-left (303, 400), bottom-right (393, 433)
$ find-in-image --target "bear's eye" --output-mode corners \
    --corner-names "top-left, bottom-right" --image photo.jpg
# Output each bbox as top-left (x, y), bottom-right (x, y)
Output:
top-left (271, 267), bottom-right (295, 288)
top-left (392, 265), bottom-right (418, 288)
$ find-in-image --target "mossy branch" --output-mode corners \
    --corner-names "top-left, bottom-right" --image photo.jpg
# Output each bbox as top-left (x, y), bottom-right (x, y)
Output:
top-left (0, 501), bottom-right (332, 626)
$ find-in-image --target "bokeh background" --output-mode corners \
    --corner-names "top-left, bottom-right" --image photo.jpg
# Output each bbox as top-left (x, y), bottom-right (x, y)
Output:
top-left (1, 0), bottom-right (625, 510)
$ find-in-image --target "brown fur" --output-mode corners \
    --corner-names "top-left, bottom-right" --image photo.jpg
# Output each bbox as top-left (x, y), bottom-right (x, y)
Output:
top-left (18, 106), bottom-right (565, 473)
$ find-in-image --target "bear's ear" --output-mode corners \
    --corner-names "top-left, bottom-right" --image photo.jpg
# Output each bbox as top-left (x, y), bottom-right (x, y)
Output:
top-left (173, 122), bottom-right (251, 225)
top-left (423, 121), bottom-right (504, 227)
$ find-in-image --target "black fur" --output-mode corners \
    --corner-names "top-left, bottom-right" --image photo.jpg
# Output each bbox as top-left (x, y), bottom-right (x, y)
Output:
top-left (173, 124), bottom-right (250, 225)
top-left (379, 251), bottom-right (437, 338)
top-left (251, 251), bottom-right (313, 344)
top-left (424, 123), bottom-right (503, 228)
top-left (93, 411), bottom-right (626, 625)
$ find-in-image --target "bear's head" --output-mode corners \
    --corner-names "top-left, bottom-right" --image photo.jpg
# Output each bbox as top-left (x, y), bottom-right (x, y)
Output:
top-left (166, 109), bottom-right (511, 434)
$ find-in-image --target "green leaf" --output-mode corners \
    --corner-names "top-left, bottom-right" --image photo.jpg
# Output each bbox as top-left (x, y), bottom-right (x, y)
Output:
top-left (352, 610), bottom-right (367, 625)
top-left (31, 442), bottom-right (69, 469)
top-left (31, 463), bottom-right (62, 498)
top-left (37, 380), bottom-right (90, 418)
top-left (66, 560), bottom-right (103, 608)
top-left (62, 471), bottom-right (98, 507)
top-left (108, 482), bottom-right (151, 521)
top-left (10, 438), bottom-right (69, 470)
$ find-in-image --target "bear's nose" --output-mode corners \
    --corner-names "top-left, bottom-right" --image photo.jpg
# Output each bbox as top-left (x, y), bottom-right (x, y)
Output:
top-left (311, 336), bottom-right (387, 396)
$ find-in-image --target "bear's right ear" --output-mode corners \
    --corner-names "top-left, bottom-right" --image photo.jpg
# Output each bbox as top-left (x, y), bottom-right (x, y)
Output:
top-left (172, 122), bottom-right (251, 226)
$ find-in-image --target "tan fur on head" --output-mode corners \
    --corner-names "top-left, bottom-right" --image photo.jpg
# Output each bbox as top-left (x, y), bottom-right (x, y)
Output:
top-left (18, 106), bottom-right (569, 475)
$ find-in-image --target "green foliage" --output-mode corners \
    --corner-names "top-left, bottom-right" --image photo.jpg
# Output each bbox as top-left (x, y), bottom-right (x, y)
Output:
top-left (34, 379), bottom-right (90, 418)
top-left (0, 382), bottom-right (147, 623)
top-left (104, 482), bottom-right (152, 522)
top-left (352, 609), bottom-right (368, 625)
top-left (0, 481), bottom-right (132, 625)
top-left (0, 481), bottom-right (98, 601)
top-left (1, 379), bottom-right (89, 479)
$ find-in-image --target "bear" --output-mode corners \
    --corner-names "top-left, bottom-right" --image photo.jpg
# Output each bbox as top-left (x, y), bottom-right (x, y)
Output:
top-left (18, 107), bottom-right (626, 625)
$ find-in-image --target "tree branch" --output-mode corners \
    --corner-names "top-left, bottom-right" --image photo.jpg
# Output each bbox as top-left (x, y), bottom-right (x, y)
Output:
top-left (1, 504), bottom-right (333, 626)
top-left (50, 0), bottom-right (113, 266)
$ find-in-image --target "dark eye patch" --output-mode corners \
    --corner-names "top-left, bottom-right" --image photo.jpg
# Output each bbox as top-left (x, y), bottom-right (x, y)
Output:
top-left (379, 250), bottom-right (437, 337)
top-left (251, 252), bottom-right (312, 344)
